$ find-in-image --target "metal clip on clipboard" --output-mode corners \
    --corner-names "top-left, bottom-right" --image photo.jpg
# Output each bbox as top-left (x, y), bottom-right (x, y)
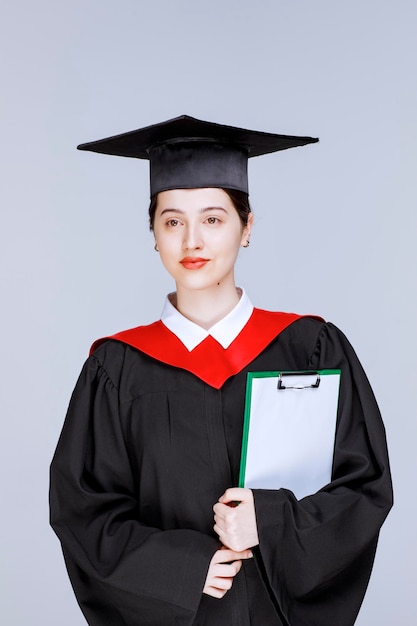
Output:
top-left (277, 371), bottom-right (321, 390)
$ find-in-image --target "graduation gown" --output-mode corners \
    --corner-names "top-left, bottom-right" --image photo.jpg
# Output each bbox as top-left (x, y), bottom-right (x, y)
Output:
top-left (50, 311), bottom-right (392, 626)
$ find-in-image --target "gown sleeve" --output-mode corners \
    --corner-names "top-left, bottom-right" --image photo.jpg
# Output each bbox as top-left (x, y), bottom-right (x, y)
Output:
top-left (251, 323), bottom-right (393, 626)
top-left (49, 353), bottom-right (219, 626)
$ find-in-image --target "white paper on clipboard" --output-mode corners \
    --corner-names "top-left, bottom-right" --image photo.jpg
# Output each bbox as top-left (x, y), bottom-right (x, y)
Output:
top-left (239, 370), bottom-right (341, 500)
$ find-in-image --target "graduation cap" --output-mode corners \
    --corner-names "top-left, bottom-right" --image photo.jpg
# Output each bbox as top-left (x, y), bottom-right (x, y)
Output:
top-left (77, 115), bottom-right (318, 196)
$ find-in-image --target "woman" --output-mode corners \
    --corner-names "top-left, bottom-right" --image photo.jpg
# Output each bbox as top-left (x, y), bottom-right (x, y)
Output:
top-left (50, 116), bottom-right (392, 626)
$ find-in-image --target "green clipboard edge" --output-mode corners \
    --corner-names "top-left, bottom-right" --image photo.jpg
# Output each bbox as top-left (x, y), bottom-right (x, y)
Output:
top-left (238, 369), bottom-right (342, 488)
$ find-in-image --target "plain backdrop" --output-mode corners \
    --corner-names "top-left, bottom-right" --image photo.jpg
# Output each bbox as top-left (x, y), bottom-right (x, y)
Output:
top-left (1, 1), bottom-right (416, 624)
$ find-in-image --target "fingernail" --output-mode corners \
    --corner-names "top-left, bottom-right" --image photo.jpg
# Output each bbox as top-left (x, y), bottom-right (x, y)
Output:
top-left (248, 550), bottom-right (253, 558)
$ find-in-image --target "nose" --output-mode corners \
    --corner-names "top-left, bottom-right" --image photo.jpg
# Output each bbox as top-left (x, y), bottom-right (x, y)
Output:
top-left (182, 223), bottom-right (203, 250)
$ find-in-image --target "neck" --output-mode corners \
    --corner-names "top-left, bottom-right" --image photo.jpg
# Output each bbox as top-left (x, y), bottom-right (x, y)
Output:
top-left (173, 283), bottom-right (241, 330)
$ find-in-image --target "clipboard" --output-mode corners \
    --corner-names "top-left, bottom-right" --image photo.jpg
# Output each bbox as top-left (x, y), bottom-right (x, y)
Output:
top-left (239, 369), bottom-right (341, 499)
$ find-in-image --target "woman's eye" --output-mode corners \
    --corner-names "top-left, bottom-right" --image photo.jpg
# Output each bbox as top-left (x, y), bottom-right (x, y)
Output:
top-left (205, 216), bottom-right (220, 225)
top-left (167, 219), bottom-right (180, 228)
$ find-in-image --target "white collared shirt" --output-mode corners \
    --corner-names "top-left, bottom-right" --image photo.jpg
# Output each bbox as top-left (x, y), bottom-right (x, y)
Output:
top-left (160, 289), bottom-right (254, 351)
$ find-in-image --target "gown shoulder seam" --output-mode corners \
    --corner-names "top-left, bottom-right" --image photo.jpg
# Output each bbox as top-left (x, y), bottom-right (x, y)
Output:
top-left (307, 319), bottom-right (329, 367)
top-left (89, 354), bottom-right (120, 391)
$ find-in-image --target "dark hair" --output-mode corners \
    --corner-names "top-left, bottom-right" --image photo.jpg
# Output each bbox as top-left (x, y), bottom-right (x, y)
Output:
top-left (148, 188), bottom-right (252, 231)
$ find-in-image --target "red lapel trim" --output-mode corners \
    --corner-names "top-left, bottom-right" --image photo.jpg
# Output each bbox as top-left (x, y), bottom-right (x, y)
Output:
top-left (90, 309), bottom-right (312, 389)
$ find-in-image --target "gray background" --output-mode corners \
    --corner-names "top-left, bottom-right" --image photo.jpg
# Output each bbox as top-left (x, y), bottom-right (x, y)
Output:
top-left (1, 1), bottom-right (416, 624)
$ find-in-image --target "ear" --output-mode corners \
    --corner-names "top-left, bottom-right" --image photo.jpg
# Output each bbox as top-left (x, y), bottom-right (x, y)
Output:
top-left (240, 212), bottom-right (254, 247)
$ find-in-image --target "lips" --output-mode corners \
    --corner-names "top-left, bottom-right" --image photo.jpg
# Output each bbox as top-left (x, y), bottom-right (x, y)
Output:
top-left (180, 257), bottom-right (209, 270)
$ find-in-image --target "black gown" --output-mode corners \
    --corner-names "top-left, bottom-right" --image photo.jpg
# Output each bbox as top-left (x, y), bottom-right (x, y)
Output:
top-left (50, 314), bottom-right (392, 626)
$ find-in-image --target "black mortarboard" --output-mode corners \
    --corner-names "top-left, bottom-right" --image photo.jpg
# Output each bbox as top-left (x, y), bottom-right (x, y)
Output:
top-left (77, 115), bottom-right (318, 196)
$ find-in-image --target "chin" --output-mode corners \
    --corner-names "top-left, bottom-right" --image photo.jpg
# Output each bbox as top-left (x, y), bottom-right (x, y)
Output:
top-left (177, 275), bottom-right (226, 292)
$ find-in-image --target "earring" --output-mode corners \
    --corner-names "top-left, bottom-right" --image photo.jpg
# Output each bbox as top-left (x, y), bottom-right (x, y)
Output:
top-left (154, 243), bottom-right (159, 252)
top-left (243, 239), bottom-right (250, 248)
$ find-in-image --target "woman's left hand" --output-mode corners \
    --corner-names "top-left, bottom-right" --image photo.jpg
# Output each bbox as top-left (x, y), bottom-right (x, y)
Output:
top-left (213, 488), bottom-right (259, 552)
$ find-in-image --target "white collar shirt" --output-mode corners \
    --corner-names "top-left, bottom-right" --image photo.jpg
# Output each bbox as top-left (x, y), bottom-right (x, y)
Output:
top-left (160, 289), bottom-right (254, 352)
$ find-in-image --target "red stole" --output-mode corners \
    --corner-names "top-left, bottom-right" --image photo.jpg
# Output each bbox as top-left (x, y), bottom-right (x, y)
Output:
top-left (90, 309), bottom-right (310, 389)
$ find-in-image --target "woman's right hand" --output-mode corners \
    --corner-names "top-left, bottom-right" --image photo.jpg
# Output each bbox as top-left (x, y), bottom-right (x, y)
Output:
top-left (203, 547), bottom-right (253, 599)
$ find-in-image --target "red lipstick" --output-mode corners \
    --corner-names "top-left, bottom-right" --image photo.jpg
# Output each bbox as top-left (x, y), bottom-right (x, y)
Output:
top-left (180, 257), bottom-right (209, 270)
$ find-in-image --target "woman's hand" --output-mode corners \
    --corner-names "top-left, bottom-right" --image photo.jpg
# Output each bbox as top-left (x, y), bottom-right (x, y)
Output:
top-left (203, 547), bottom-right (253, 599)
top-left (213, 488), bottom-right (259, 552)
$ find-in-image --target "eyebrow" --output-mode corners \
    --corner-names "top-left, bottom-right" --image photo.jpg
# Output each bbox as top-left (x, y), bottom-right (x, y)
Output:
top-left (158, 206), bottom-right (229, 216)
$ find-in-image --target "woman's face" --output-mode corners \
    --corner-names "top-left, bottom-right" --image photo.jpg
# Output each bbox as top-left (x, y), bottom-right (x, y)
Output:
top-left (153, 188), bottom-right (253, 295)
